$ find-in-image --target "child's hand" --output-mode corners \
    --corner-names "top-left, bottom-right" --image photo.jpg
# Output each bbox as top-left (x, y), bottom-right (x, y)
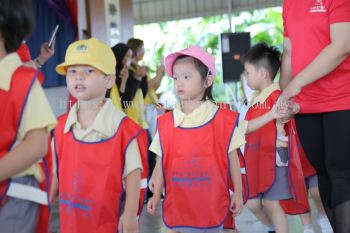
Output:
top-left (147, 196), bottom-right (161, 216)
top-left (230, 192), bottom-right (243, 217)
top-left (278, 98), bottom-right (300, 116)
top-left (118, 212), bottom-right (139, 233)
top-left (272, 98), bottom-right (298, 120)
top-left (270, 102), bottom-right (289, 119)
top-left (148, 174), bottom-right (155, 193)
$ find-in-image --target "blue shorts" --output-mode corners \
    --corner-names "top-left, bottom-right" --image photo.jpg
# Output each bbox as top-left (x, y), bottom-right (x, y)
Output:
top-left (305, 174), bottom-right (318, 189)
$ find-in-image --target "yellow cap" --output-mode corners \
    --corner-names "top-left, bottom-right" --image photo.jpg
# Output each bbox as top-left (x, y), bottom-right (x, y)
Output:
top-left (56, 38), bottom-right (116, 75)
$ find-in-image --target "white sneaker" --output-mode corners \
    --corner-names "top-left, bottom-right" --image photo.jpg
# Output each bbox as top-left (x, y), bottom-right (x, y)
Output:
top-left (318, 217), bottom-right (334, 233)
top-left (303, 228), bottom-right (315, 233)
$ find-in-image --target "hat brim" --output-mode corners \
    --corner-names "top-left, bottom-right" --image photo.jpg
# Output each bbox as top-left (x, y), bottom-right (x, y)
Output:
top-left (164, 52), bottom-right (182, 77)
top-left (55, 59), bottom-right (115, 76)
top-left (165, 49), bottom-right (216, 78)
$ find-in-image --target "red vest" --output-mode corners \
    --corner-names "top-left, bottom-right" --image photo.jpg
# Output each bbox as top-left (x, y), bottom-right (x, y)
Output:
top-left (244, 90), bottom-right (309, 214)
top-left (17, 44), bottom-right (31, 62)
top-left (54, 114), bottom-right (147, 233)
top-left (279, 120), bottom-right (310, 214)
top-left (16, 45), bottom-right (45, 84)
top-left (0, 67), bottom-right (52, 233)
top-left (288, 120), bottom-right (316, 178)
top-left (224, 150), bottom-right (249, 229)
top-left (158, 109), bottom-right (239, 228)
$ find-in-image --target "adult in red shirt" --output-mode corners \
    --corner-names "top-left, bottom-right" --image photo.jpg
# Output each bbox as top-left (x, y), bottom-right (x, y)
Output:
top-left (280, 0), bottom-right (350, 232)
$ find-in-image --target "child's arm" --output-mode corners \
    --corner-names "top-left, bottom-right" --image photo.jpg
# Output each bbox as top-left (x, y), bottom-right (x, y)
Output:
top-left (153, 158), bottom-right (164, 198)
top-left (229, 150), bottom-right (243, 216)
top-left (246, 107), bottom-right (276, 134)
top-left (148, 156), bottom-right (160, 193)
top-left (147, 158), bottom-right (163, 215)
top-left (246, 101), bottom-right (293, 134)
top-left (0, 128), bottom-right (48, 181)
top-left (118, 169), bottom-right (141, 233)
top-left (49, 139), bottom-right (59, 204)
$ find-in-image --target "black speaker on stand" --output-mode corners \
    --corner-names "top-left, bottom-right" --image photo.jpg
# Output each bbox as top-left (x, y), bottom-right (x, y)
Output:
top-left (221, 32), bottom-right (251, 83)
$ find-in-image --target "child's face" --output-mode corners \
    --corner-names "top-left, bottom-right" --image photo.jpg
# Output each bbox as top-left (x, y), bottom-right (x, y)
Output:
top-left (66, 65), bottom-right (114, 101)
top-left (173, 59), bottom-right (206, 101)
top-left (244, 62), bottom-right (263, 91)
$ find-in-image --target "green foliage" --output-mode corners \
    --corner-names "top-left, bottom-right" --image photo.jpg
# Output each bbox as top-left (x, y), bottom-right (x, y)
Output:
top-left (134, 7), bottom-right (283, 102)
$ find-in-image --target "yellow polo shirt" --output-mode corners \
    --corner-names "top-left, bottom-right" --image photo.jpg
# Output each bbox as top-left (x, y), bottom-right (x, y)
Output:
top-left (54, 99), bottom-right (142, 178)
top-left (124, 89), bottom-right (149, 129)
top-left (248, 83), bottom-right (287, 148)
top-left (149, 100), bottom-right (247, 157)
top-left (109, 84), bottom-right (122, 110)
top-left (0, 53), bottom-right (57, 181)
top-left (144, 76), bottom-right (158, 105)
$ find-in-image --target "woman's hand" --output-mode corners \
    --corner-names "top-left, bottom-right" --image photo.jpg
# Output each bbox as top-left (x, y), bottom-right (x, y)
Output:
top-left (37, 42), bottom-right (55, 64)
top-left (119, 65), bottom-right (129, 80)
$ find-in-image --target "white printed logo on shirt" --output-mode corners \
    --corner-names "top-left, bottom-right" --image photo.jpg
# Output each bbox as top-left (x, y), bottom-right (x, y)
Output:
top-left (310, 0), bottom-right (327, 13)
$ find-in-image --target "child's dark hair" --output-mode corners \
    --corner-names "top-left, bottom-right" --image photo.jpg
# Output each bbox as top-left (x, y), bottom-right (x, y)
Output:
top-left (174, 55), bottom-right (214, 101)
top-left (0, 0), bottom-right (34, 53)
top-left (242, 42), bottom-right (281, 80)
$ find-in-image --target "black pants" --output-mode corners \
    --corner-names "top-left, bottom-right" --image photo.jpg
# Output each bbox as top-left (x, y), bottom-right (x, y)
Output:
top-left (295, 110), bottom-right (350, 208)
top-left (147, 131), bottom-right (157, 199)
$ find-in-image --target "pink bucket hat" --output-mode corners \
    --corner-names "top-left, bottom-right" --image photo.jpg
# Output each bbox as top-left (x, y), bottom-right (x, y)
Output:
top-left (165, 45), bottom-right (216, 77)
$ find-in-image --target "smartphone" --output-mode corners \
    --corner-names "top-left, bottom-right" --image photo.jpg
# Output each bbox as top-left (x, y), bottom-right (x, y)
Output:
top-left (48, 25), bottom-right (59, 48)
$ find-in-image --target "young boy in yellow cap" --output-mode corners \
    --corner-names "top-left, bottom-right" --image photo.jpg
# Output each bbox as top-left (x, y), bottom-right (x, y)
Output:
top-left (51, 38), bottom-right (148, 233)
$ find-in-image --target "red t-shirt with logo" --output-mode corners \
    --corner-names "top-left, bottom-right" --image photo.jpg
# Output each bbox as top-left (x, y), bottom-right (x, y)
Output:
top-left (283, 0), bottom-right (350, 113)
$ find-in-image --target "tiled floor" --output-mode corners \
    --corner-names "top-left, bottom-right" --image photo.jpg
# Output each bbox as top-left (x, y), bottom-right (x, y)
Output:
top-left (139, 199), bottom-right (323, 233)
top-left (50, 198), bottom-right (324, 233)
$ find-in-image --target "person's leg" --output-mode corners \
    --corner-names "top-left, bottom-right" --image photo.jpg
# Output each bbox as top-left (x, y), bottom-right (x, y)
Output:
top-left (299, 177), bottom-right (315, 232)
top-left (246, 199), bottom-right (274, 227)
top-left (323, 110), bottom-right (350, 233)
top-left (295, 114), bottom-right (334, 226)
top-left (262, 199), bottom-right (288, 233)
top-left (309, 186), bottom-right (333, 233)
top-left (309, 186), bottom-right (324, 213)
top-left (167, 230), bottom-right (180, 233)
top-left (333, 200), bottom-right (350, 233)
top-left (299, 213), bottom-right (315, 233)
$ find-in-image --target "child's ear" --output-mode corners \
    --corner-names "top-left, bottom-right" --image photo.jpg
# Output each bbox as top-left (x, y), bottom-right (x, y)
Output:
top-left (259, 67), bottom-right (269, 80)
top-left (205, 75), bottom-right (214, 88)
top-left (105, 74), bottom-right (116, 89)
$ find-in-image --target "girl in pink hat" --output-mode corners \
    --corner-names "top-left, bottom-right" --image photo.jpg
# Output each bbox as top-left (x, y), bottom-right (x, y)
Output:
top-left (146, 45), bottom-right (245, 233)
